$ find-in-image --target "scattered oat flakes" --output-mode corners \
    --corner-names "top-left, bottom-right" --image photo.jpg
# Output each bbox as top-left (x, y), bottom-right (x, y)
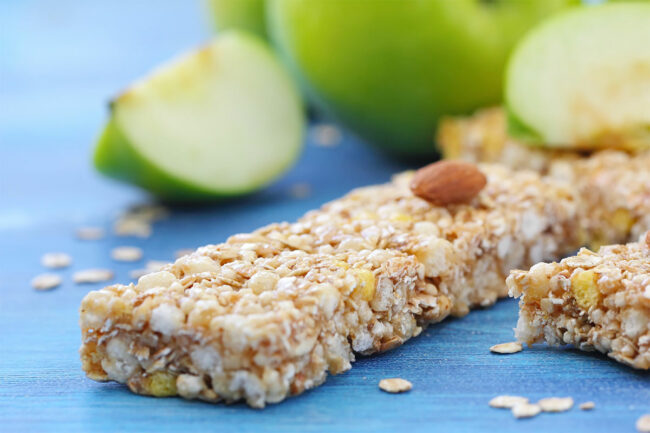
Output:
top-left (113, 217), bottom-right (152, 238)
top-left (512, 403), bottom-right (542, 419)
top-left (579, 401), bottom-right (595, 410)
top-left (175, 249), bottom-right (195, 259)
top-left (312, 123), bottom-right (342, 147)
top-left (638, 415), bottom-right (650, 432)
top-left (490, 342), bottom-right (523, 354)
top-left (73, 269), bottom-right (114, 284)
top-left (378, 378), bottom-right (412, 393)
top-left (41, 252), bottom-right (72, 269)
top-left (76, 226), bottom-right (105, 240)
top-left (538, 397), bottom-right (574, 413)
top-left (289, 183), bottom-right (312, 200)
top-left (489, 395), bottom-right (529, 409)
top-left (111, 246), bottom-right (143, 262)
top-left (31, 274), bottom-right (62, 291)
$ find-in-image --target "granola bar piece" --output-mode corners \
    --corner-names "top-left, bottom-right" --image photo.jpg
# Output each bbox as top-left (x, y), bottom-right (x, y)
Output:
top-left (507, 233), bottom-right (650, 369)
top-left (80, 165), bottom-right (579, 406)
top-left (81, 247), bottom-right (444, 407)
top-left (437, 107), bottom-right (650, 249)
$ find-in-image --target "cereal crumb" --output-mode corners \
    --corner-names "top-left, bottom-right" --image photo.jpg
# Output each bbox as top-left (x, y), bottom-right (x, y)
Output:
top-left (490, 342), bottom-right (523, 354)
top-left (41, 252), bottom-right (72, 269)
top-left (111, 246), bottom-right (143, 262)
top-left (512, 403), bottom-right (542, 419)
top-left (538, 397), bottom-right (574, 413)
top-left (76, 227), bottom-right (105, 240)
top-left (31, 274), bottom-right (62, 291)
top-left (289, 183), bottom-right (312, 200)
top-left (579, 401), bottom-right (595, 410)
top-left (73, 269), bottom-right (114, 284)
top-left (489, 395), bottom-right (529, 409)
top-left (312, 124), bottom-right (342, 147)
top-left (378, 378), bottom-right (412, 393)
top-left (637, 415), bottom-right (650, 432)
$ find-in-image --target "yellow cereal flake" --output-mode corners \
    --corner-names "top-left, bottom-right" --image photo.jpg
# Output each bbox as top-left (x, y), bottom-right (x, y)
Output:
top-left (570, 270), bottom-right (600, 309)
top-left (526, 272), bottom-right (550, 301)
top-left (144, 371), bottom-right (177, 397)
top-left (334, 260), bottom-right (349, 270)
top-left (353, 211), bottom-right (376, 221)
top-left (610, 208), bottom-right (634, 233)
top-left (389, 213), bottom-right (412, 223)
top-left (353, 269), bottom-right (376, 301)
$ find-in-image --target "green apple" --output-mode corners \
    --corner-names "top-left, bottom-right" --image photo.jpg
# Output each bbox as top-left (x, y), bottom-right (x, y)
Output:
top-left (207, 0), bottom-right (268, 40)
top-left (94, 31), bottom-right (304, 202)
top-left (506, 3), bottom-right (650, 149)
top-left (267, 0), bottom-right (578, 156)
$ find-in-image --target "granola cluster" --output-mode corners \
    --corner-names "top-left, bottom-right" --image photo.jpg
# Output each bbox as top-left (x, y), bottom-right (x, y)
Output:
top-left (508, 233), bottom-right (650, 369)
top-left (80, 165), bottom-right (579, 407)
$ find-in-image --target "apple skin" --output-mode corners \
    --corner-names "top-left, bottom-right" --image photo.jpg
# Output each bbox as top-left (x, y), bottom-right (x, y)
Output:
top-left (267, 0), bottom-right (579, 156)
top-left (208, 0), bottom-right (268, 40)
top-left (95, 118), bottom-right (227, 202)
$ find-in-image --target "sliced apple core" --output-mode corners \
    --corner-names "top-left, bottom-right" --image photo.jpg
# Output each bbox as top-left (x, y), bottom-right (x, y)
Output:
top-left (506, 3), bottom-right (650, 149)
top-left (96, 31), bottom-right (303, 199)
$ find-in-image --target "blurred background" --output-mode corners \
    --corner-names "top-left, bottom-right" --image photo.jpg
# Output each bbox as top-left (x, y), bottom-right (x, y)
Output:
top-left (2, 1), bottom-right (650, 432)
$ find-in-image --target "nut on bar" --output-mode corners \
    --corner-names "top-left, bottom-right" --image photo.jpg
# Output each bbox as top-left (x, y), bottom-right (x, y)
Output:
top-left (437, 107), bottom-right (650, 250)
top-left (507, 233), bottom-right (650, 369)
top-left (80, 166), bottom-right (579, 407)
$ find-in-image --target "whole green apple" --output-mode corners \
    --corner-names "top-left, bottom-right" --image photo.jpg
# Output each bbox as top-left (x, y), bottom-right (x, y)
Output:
top-left (208, 0), bottom-right (268, 39)
top-left (267, 0), bottom-right (578, 156)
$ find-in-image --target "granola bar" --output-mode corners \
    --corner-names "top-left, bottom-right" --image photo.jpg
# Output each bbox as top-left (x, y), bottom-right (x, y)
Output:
top-left (437, 107), bottom-right (650, 249)
top-left (80, 165), bottom-right (579, 407)
top-left (507, 233), bottom-right (650, 369)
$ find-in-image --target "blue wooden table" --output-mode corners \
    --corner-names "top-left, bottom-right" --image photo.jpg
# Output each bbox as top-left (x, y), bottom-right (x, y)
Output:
top-left (1, 1), bottom-right (648, 432)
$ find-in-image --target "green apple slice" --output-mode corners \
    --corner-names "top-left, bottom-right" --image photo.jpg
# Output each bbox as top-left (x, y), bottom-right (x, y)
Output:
top-left (506, 3), bottom-right (650, 149)
top-left (94, 31), bottom-right (304, 201)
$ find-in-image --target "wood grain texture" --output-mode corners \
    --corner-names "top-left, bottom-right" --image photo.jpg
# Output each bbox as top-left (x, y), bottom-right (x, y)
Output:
top-left (1, 1), bottom-right (648, 432)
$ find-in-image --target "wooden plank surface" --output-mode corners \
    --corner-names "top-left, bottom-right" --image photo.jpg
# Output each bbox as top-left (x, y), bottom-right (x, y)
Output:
top-left (1, 1), bottom-right (648, 431)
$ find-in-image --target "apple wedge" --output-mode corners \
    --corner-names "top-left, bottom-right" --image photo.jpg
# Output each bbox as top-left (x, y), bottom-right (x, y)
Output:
top-left (94, 31), bottom-right (304, 201)
top-left (506, 3), bottom-right (650, 150)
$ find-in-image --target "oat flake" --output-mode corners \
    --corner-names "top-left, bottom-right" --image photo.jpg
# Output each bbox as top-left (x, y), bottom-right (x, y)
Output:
top-left (489, 395), bottom-right (529, 409)
top-left (378, 378), bottom-right (412, 393)
top-left (538, 397), bottom-right (574, 412)
top-left (41, 252), bottom-right (72, 269)
top-left (111, 246), bottom-right (143, 262)
top-left (490, 342), bottom-right (523, 354)
top-left (31, 274), bottom-right (62, 291)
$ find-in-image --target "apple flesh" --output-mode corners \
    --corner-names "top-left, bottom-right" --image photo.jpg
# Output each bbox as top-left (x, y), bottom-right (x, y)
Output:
top-left (267, 0), bottom-right (577, 156)
top-left (207, 0), bottom-right (268, 40)
top-left (94, 31), bottom-right (304, 201)
top-left (506, 3), bottom-right (650, 149)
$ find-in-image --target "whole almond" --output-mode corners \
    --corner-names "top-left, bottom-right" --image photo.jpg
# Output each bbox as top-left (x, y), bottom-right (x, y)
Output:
top-left (410, 160), bottom-right (486, 206)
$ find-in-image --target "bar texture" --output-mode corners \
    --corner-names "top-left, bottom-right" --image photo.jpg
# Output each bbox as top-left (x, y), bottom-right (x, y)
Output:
top-left (508, 234), bottom-right (650, 369)
top-left (80, 165), bottom-right (579, 407)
